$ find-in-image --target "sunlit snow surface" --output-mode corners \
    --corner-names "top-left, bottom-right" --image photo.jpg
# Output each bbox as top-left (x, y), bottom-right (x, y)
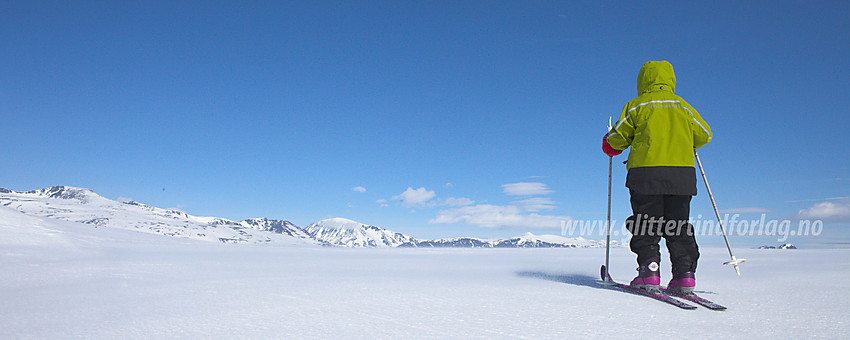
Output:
top-left (2, 206), bottom-right (847, 339)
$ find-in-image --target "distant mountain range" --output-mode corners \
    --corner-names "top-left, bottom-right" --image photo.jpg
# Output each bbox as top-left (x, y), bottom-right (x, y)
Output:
top-left (757, 244), bottom-right (797, 250)
top-left (1, 186), bottom-right (606, 248)
top-left (404, 232), bottom-right (598, 248)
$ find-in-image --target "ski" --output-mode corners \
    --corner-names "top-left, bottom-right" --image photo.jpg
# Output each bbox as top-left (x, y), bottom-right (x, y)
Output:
top-left (662, 289), bottom-right (727, 311)
top-left (600, 265), bottom-right (697, 310)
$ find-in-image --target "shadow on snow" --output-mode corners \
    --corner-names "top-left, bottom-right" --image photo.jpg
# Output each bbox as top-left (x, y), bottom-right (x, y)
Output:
top-left (515, 271), bottom-right (603, 289)
top-left (515, 271), bottom-right (716, 295)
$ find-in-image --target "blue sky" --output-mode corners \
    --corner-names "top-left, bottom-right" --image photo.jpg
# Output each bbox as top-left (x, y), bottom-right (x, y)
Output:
top-left (3, 1), bottom-right (848, 247)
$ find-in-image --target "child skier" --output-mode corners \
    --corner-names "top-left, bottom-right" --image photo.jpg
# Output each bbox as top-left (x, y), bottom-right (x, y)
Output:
top-left (602, 60), bottom-right (712, 294)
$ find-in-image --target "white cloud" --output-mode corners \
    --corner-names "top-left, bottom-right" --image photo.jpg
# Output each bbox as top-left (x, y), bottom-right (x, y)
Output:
top-left (376, 199), bottom-right (388, 207)
top-left (502, 182), bottom-right (553, 196)
top-left (392, 187), bottom-right (436, 208)
top-left (440, 197), bottom-right (475, 207)
top-left (786, 196), bottom-right (850, 203)
top-left (352, 186), bottom-right (367, 193)
top-left (427, 181), bottom-right (568, 229)
top-left (511, 197), bottom-right (556, 212)
top-left (796, 200), bottom-right (850, 223)
top-left (719, 207), bottom-right (772, 214)
top-left (430, 204), bottom-right (571, 229)
top-left (444, 182), bottom-right (453, 188)
top-left (384, 188), bottom-right (471, 209)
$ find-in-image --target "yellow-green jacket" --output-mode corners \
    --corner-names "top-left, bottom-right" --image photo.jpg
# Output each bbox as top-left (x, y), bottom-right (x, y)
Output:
top-left (605, 61), bottom-right (712, 195)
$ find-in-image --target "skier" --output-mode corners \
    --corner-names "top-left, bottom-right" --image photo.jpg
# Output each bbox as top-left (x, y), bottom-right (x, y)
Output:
top-left (602, 60), bottom-right (712, 294)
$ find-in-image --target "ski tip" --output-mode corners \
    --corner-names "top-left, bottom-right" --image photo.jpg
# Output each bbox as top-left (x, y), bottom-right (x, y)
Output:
top-left (600, 265), bottom-right (612, 282)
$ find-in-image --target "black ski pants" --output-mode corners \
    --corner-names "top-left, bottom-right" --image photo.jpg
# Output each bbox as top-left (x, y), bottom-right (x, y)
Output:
top-left (626, 191), bottom-right (700, 274)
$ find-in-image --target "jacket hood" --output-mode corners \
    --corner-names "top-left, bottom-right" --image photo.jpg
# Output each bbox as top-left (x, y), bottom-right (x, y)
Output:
top-left (637, 61), bottom-right (676, 95)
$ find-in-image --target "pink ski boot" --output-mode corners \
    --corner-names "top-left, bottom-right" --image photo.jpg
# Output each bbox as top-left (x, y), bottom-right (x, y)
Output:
top-left (630, 257), bottom-right (661, 293)
top-left (667, 272), bottom-right (696, 295)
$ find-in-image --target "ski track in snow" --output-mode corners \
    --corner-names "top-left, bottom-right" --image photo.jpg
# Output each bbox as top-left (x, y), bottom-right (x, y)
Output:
top-left (2, 206), bottom-right (849, 339)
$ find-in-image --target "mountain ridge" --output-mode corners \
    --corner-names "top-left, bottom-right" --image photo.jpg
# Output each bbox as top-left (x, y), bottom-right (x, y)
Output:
top-left (2, 186), bottom-right (607, 248)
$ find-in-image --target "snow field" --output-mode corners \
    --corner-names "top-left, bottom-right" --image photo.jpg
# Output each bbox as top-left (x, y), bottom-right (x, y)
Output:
top-left (2, 207), bottom-right (848, 338)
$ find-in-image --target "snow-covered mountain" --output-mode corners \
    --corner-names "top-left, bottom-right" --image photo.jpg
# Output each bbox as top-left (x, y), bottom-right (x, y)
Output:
top-left (2, 186), bottom-right (612, 248)
top-left (305, 218), bottom-right (416, 247)
top-left (757, 243), bottom-right (798, 249)
top-left (401, 232), bottom-right (604, 248)
top-left (403, 237), bottom-right (494, 248)
top-left (495, 232), bottom-right (603, 248)
top-left (303, 217), bottom-right (602, 248)
top-left (0, 186), bottom-right (317, 245)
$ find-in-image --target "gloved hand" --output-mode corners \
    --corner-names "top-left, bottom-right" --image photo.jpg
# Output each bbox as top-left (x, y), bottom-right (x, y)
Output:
top-left (602, 137), bottom-right (622, 157)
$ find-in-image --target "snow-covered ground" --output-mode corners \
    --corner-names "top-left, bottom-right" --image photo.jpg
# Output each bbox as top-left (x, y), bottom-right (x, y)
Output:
top-left (2, 205), bottom-right (848, 339)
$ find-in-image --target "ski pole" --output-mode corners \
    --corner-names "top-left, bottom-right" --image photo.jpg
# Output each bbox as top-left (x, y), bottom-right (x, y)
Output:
top-left (603, 117), bottom-right (614, 283)
top-left (604, 154), bottom-right (613, 282)
top-left (694, 150), bottom-right (746, 275)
